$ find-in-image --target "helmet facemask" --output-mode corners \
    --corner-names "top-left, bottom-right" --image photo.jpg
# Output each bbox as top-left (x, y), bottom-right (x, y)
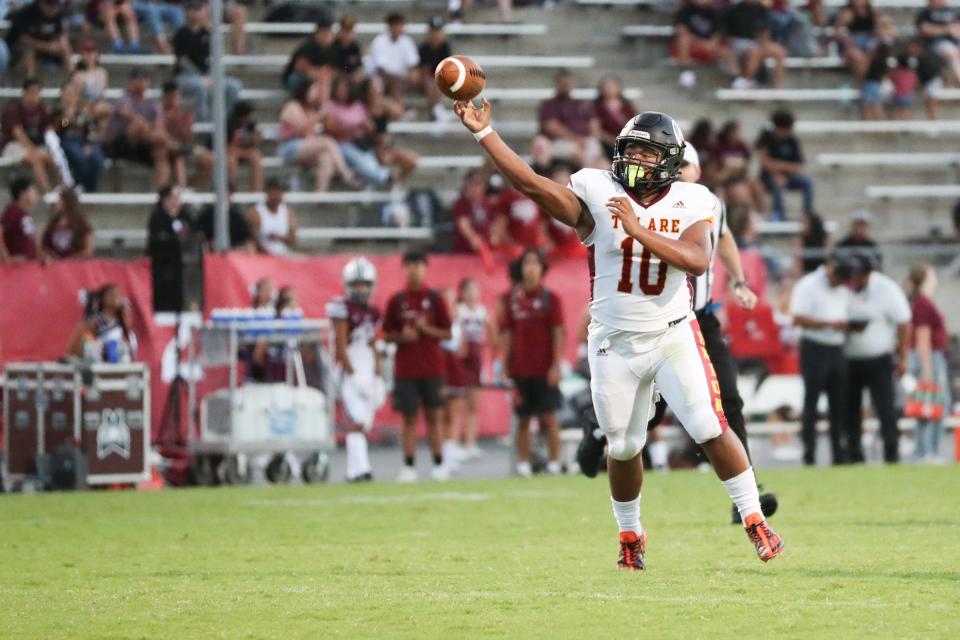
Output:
top-left (612, 137), bottom-right (682, 194)
top-left (346, 281), bottom-right (374, 306)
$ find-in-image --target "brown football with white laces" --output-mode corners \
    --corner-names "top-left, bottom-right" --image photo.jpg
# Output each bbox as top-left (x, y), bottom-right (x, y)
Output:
top-left (435, 55), bottom-right (486, 101)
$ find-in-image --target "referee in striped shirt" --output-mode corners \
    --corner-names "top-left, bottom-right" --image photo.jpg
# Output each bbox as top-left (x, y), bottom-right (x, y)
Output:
top-left (681, 144), bottom-right (778, 523)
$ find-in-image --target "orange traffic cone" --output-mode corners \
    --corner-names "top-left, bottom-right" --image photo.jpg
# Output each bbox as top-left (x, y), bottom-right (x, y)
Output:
top-left (138, 466), bottom-right (164, 491)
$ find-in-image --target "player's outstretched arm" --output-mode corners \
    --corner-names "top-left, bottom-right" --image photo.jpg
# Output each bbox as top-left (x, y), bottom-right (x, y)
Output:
top-left (454, 99), bottom-right (592, 235)
top-left (608, 197), bottom-right (711, 276)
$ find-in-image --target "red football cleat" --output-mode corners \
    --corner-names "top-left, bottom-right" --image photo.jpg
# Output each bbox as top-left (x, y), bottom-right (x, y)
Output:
top-left (617, 531), bottom-right (648, 571)
top-left (744, 513), bottom-right (784, 562)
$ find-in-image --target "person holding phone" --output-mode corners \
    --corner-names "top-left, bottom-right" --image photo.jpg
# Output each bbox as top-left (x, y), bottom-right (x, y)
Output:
top-left (789, 254), bottom-right (858, 465)
top-left (844, 254), bottom-right (911, 464)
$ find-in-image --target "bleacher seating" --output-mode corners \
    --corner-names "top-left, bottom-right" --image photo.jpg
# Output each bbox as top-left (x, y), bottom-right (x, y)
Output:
top-left (818, 153), bottom-right (960, 167)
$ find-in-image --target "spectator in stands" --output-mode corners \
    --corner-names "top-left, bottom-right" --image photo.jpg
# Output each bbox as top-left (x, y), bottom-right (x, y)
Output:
top-left (756, 109), bottom-right (813, 221)
top-left (357, 78), bottom-right (419, 183)
top-left (323, 76), bottom-right (394, 189)
top-left (844, 254), bottom-right (910, 464)
top-left (162, 81), bottom-right (211, 189)
top-left (500, 248), bottom-right (564, 477)
top-left (72, 40), bottom-right (110, 105)
top-left (906, 37), bottom-right (943, 120)
top-left (225, 1), bottom-right (249, 56)
top-left (495, 175), bottom-right (546, 253)
top-left (916, 0), bottom-right (960, 86)
top-left (537, 69), bottom-right (602, 168)
top-left (687, 118), bottom-right (718, 187)
top-left (790, 254), bottom-right (856, 466)
top-left (6, 0), bottom-right (73, 78)
top-left (0, 176), bottom-right (39, 262)
top-left (196, 186), bottom-right (254, 252)
top-left (722, 0), bottom-right (787, 89)
top-left (131, 0), bottom-right (184, 55)
top-left (545, 160), bottom-right (586, 259)
top-left (770, 0), bottom-right (821, 57)
top-left (67, 283), bottom-right (137, 363)
top-left (227, 100), bottom-right (263, 193)
top-left (674, 0), bottom-right (736, 89)
top-left (448, 0), bottom-right (513, 23)
top-left (88, 0), bottom-right (141, 53)
top-left (107, 69), bottom-right (172, 188)
top-left (1, 78), bottom-right (56, 194)
top-left (174, 1), bottom-right (243, 124)
top-left (713, 119), bottom-right (766, 211)
top-left (366, 12), bottom-right (420, 106)
top-left (277, 81), bottom-right (359, 192)
top-left (529, 135), bottom-right (554, 176)
top-left (248, 177), bottom-right (297, 256)
top-left (147, 184), bottom-right (193, 247)
top-left (837, 209), bottom-right (880, 264)
top-left (54, 79), bottom-right (105, 193)
top-left (860, 34), bottom-right (896, 120)
top-left (796, 211), bottom-right (829, 275)
top-left (418, 16), bottom-right (453, 123)
top-left (252, 276), bottom-right (276, 310)
top-left (383, 249), bottom-right (453, 483)
top-left (282, 16), bottom-right (338, 98)
top-left (591, 76), bottom-right (635, 161)
top-left (834, 0), bottom-right (883, 80)
top-left (451, 168), bottom-right (502, 256)
top-left (0, 2), bottom-right (10, 79)
top-left (889, 52), bottom-right (919, 120)
top-left (906, 263), bottom-right (950, 461)
top-left (334, 15), bottom-right (364, 80)
top-left (41, 187), bottom-right (94, 260)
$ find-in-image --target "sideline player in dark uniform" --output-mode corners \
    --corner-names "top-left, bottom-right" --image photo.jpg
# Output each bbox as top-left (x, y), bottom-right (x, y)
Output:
top-left (327, 257), bottom-right (383, 482)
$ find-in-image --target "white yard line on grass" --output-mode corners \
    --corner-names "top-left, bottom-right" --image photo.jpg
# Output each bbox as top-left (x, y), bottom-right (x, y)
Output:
top-left (248, 492), bottom-right (491, 507)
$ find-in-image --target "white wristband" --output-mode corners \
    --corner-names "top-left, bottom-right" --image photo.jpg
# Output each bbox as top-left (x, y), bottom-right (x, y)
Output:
top-left (473, 126), bottom-right (494, 142)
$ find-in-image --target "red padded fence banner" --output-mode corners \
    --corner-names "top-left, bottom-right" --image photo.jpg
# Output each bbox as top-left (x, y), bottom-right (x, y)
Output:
top-left (0, 253), bottom-right (591, 448)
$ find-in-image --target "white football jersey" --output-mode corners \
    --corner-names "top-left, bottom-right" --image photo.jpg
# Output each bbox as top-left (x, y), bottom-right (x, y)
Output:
top-left (568, 169), bottom-right (719, 333)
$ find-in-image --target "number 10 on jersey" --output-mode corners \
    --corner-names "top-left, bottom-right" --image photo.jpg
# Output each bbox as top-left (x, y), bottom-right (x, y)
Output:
top-left (617, 237), bottom-right (667, 295)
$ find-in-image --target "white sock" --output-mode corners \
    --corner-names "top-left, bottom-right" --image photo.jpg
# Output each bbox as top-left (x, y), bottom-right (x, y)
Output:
top-left (722, 467), bottom-right (762, 524)
top-left (648, 441), bottom-right (668, 469)
top-left (442, 440), bottom-right (458, 465)
top-left (611, 496), bottom-right (642, 535)
top-left (345, 432), bottom-right (370, 479)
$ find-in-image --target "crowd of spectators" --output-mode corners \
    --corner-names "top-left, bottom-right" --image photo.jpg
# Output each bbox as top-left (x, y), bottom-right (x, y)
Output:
top-left (673, 0), bottom-right (959, 120)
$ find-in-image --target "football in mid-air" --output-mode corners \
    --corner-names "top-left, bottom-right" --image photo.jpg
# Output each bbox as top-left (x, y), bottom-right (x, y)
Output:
top-left (435, 55), bottom-right (486, 101)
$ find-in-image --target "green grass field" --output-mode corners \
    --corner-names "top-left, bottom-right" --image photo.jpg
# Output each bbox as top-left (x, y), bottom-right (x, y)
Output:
top-left (2, 465), bottom-right (959, 639)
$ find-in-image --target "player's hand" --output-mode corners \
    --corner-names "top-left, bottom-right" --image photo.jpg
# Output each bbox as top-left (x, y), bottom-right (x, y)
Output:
top-left (732, 283), bottom-right (758, 310)
top-left (547, 364), bottom-right (561, 387)
top-left (894, 356), bottom-right (907, 378)
top-left (606, 197), bottom-right (641, 237)
top-left (400, 324), bottom-right (419, 343)
top-left (454, 98), bottom-right (491, 134)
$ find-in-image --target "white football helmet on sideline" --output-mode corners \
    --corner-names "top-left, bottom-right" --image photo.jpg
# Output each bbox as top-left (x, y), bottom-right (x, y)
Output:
top-left (342, 257), bottom-right (377, 305)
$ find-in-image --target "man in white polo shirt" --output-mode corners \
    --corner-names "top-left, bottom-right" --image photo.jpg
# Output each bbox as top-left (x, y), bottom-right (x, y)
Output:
top-left (844, 254), bottom-right (911, 464)
top-left (365, 12), bottom-right (420, 103)
top-left (789, 254), bottom-right (857, 465)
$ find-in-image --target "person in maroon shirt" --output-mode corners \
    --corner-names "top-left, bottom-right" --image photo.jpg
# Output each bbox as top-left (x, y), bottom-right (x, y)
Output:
top-left (451, 169), bottom-right (504, 260)
top-left (495, 183), bottom-right (546, 254)
top-left (1, 79), bottom-right (56, 193)
top-left (907, 263), bottom-right (950, 460)
top-left (536, 69), bottom-right (602, 167)
top-left (383, 249), bottom-right (453, 482)
top-left (499, 249), bottom-right (565, 477)
top-left (0, 177), bottom-right (40, 261)
top-left (41, 187), bottom-right (94, 260)
top-left (591, 76), bottom-right (635, 161)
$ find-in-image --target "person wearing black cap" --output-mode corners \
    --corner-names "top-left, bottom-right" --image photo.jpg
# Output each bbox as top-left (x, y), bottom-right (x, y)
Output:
top-left (282, 14), bottom-right (339, 96)
top-left (418, 16), bottom-right (453, 122)
top-left (789, 254), bottom-right (856, 465)
top-left (844, 253), bottom-right (911, 463)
